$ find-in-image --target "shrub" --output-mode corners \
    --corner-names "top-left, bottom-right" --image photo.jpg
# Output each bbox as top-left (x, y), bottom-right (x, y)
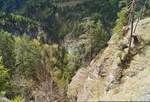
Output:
top-left (11, 96), bottom-right (25, 102)
top-left (113, 7), bottom-right (128, 33)
top-left (0, 30), bottom-right (15, 69)
top-left (0, 56), bottom-right (9, 93)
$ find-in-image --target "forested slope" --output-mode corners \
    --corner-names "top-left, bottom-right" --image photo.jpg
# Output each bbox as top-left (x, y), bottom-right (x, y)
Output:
top-left (0, 0), bottom-right (150, 102)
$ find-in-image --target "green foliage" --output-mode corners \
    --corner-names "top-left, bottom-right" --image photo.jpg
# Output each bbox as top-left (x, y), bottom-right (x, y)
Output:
top-left (0, 12), bottom-right (40, 37)
top-left (1, 0), bottom-right (150, 101)
top-left (63, 53), bottom-right (80, 82)
top-left (14, 35), bottom-right (67, 85)
top-left (0, 0), bottom-right (124, 41)
top-left (11, 96), bottom-right (25, 102)
top-left (24, 0), bottom-right (54, 21)
top-left (59, 18), bottom-right (110, 82)
top-left (14, 36), bottom-right (41, 78)
top-left (0, 0), bottom-right (15, 10)
top-left (57, 21), bottom-right (83, 39)
top-left (136, 0), bottom-right (150, 17)
top-left (113, 0), bottom-right (150, 33)
top-left (81, 18), bottom-right (109, 54)
top-left (113, 7), bottom-right (128, 33)
top-left (0, 56), bottom-right (9, 93)
top-left (0, 30), bottom-right (15, 69)
top-left (60, 0), bottom-right (120, 30)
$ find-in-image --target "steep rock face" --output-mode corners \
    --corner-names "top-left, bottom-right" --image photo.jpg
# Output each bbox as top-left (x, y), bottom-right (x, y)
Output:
top-left (68, 17), bottom-right (150, 101)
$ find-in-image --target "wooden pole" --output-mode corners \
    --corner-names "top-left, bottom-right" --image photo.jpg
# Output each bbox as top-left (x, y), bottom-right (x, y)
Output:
top-left (128, 0), bottom-right (136, 54)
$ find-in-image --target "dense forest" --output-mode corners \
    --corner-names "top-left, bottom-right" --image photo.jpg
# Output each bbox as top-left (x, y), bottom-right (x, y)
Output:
top-left (0, 0), bottom-right (150, 102)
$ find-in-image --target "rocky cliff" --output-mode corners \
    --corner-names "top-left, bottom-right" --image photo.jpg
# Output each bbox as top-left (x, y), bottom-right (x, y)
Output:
top-left (68, 17), bottom-right (150, 101)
